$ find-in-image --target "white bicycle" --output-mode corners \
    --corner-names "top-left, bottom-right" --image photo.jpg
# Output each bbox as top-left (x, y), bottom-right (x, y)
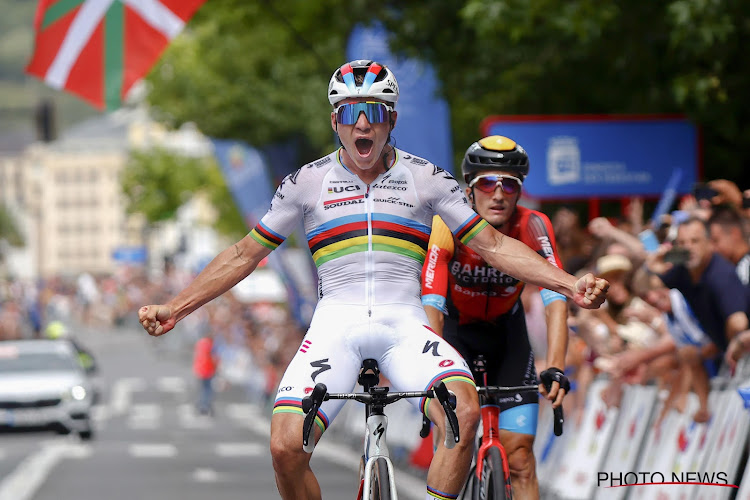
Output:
top-left (302, 358), bottom-right (460, 500)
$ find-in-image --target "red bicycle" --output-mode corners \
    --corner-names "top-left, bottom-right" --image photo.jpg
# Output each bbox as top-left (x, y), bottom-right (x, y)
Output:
top-left (460, 355), bottom-right (564, 500)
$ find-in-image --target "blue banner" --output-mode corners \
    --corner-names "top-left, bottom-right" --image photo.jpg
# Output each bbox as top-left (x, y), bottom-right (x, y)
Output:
top-left (212, 138), bottom-right (317, 326)
top-left (482, 116), bottom-right (698, 199)
top-left (211, 138), bottom-right (275, 228)
top-left (347, 23), bottom-right (454, 173)
top-left (112, 246), bottom-right (147, 264)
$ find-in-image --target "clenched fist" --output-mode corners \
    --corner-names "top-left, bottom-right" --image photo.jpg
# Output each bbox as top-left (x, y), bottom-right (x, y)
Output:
top-left (572, 273), bottom-right (609, 309)
top-left (139, 305), bottom-right (176, 337)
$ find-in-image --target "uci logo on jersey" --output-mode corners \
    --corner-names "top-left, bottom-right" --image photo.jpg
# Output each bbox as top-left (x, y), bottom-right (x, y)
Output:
top-left (328, 185), bottom-right (360, 193)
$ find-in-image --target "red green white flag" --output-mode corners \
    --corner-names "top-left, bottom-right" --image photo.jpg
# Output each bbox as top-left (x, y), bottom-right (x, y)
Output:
top-left (26, 0), bottom-right (207, 111)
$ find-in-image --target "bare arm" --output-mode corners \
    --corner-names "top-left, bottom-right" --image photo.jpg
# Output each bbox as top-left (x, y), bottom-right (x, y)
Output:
top-left (540, 299), bottom-right (569, 406)
top-left (544, 300), bottom-right (569, 370)
top-left (139, 235), bottom-right (272, 336)
top-left (466, 226), bottom-right (608, 308)
top-left (726, 311), bottom-right (749, 342)
top-left (588, 216), bottom-right (647, 262)
top-left (424, 305), bottom-right (445, 338)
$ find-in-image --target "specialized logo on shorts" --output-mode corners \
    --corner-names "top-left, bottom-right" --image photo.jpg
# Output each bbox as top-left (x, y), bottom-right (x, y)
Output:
top-left (310, 359), bottom-right (331, 381)
top-left (300, 339), bottom-right (312, 353)
top-left (439, 359), bottom-right (454, 367)
top-left (304, 387), bottom-right (314, 394)
top-left (423, 340), bottom-right (440, 356)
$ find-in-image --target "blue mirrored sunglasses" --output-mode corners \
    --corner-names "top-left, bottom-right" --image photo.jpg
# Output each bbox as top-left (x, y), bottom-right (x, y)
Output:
top-left (335, 101), bottom-right (393, 125)
top-left (468, 174), bottom-right (523, 195)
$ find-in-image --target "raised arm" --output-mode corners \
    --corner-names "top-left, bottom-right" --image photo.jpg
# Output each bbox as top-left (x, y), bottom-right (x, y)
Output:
top-left (466, 225), bottom-right (608, 309)
top-left (139, 235), bottom-right (272, 336)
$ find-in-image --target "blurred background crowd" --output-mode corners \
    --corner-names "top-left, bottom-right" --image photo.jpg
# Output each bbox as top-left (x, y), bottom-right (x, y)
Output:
top-left (3, 175), bottom-right (750, 429)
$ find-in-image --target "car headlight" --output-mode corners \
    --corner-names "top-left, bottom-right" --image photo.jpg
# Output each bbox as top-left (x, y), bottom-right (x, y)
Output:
top-left (64, 385), bottom-right (88, 401)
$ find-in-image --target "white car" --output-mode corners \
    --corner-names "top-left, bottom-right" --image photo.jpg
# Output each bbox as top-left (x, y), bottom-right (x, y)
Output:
top-left (0, 339), bottom-right (96, 440)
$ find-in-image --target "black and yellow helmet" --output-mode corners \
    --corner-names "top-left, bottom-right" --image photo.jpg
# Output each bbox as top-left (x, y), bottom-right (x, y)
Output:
top-left (461, 136), bottom-right (530, 184)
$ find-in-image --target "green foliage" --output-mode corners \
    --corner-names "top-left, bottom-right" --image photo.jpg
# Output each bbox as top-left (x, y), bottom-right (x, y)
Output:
top-left (145, 0), bottom-right (372, 162)
top-left (0, 204), bottom-right (24, 247)
top-left (130, 0), bottom-right (748, 223)
top-left (376, 0), bottom-right (750, 183)
top-left (121, 148), bottom-right (246, 240)
top-left (0, 0), bottom-right (35, 81)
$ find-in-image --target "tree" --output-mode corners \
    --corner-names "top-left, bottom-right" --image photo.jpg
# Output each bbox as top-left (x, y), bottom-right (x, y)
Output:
top-left (376, 0), bottom-right (750, 184)
top-left (142, 0), bottom-right (750, 190)
top-left (0, 204), bottom-right (23, 247)
top-left (145, 0), bottom-right (372, 164)
top-left (121, 148), bottom-right (246, 239)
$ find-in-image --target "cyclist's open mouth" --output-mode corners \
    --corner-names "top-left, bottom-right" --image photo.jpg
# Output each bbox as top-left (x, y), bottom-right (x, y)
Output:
top-left (355, 138), bottom-right (374, 156)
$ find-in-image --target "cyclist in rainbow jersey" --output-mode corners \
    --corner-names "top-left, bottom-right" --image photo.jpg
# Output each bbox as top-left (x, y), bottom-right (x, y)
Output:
top-left (139, 63), bottom-right (608, 500)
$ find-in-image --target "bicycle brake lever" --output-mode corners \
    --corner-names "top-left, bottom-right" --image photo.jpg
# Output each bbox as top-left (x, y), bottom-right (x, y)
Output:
top-left (432, 381), bottom-right (460, 447)
top-left (419, 414), bottom-right (431, 439)
top-left (302, 383), bottom-right (327, 453)
top-left (553, 405), bottom-right (564, 436)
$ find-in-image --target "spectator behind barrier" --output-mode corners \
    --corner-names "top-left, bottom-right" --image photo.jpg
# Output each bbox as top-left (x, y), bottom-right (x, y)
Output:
top-left (645, 217), bottom-right (749, 359)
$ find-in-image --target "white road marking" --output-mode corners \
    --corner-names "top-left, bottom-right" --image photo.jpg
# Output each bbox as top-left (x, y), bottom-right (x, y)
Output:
top-left (0, 442), bottom-right (91, 500)
top-left (129, 444), bottom-right (177, 458)
top-left (177, 404), bottom-right (213, 429)
top-left (127, 403), bottom-right (161, 429)
top-left (192, 468), bottom-right (218, 482)
top-left (110, 377), bottom-right (146, 416)
top-left (157, 376), bottom-right (187, 393)
top-left (225, 403), bottom-right (261, 420)
top-left (215, 443), bottom-right (265, 457)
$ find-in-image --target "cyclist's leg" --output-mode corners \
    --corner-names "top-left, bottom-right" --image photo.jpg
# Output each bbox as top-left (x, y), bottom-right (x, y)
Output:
top-left (494, 303), bottom-right (540, 499)
top-left (379, 304), bottom-right (479, 499)
top-left (269, 304), bottom-right (362, 500)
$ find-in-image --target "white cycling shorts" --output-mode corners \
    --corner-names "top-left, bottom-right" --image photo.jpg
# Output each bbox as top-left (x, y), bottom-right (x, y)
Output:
top-left (272, 303), bottom-right (474, 433)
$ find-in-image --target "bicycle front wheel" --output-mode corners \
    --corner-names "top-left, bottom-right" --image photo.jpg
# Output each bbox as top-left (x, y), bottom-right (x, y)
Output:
top-left (472, 446), bottom-right (512, 500)
top-left (368, 457), bottom-right (393, 500)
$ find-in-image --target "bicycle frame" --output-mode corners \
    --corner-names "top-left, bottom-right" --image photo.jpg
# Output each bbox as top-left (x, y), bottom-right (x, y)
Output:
top-left (463, 355), bottom-right (563, 500)
top-left (302, 358), bottom-right (460, 500)
top-left (358, 404), bottom-right (399, 498)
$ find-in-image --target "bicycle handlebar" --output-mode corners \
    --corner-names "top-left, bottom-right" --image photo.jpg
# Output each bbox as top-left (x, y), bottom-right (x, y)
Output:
top-left (474, 384), bottom-right (565, 436)
top-left (302, 380), bottom-right (460, 453)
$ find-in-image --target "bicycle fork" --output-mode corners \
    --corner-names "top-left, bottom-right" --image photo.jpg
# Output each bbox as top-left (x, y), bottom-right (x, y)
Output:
top-left (475, 405), bottom-right (512, 494)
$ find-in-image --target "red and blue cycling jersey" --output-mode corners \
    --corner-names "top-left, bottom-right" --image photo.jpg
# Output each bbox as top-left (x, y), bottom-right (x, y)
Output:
top-left (421, 206), bottom-right (565, 325)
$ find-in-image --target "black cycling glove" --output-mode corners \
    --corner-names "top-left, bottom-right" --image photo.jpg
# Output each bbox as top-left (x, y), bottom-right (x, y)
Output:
top-left (539, 367), bottom-right (571, 393)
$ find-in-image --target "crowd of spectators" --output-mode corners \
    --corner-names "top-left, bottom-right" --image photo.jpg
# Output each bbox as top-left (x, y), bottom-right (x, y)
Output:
top-left (2, 177), bottom-right (750, 428)
top-left (532, 178), bottom-right (750, 427)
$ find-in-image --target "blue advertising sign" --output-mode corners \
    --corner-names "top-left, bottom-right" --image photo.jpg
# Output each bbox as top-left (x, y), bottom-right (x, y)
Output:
top-left (482, 115), bottom-right (699, 199)
top-left (347, 23), bottom-right (454, 173)
top-left (112, 246), bottom-right (147, 264)
top-left (211, 138), bottom-right (275, 228)
top-left (212, 137), bottom-right (317, 326)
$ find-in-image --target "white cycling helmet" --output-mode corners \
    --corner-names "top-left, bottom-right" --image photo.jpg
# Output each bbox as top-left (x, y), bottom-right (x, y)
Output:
top-left (327, 60), bottom-right (399, 107)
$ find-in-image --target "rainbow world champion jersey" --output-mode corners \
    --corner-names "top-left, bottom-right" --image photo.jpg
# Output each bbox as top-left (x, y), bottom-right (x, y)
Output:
top-left (250, 148), bottom-right (488, 310)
